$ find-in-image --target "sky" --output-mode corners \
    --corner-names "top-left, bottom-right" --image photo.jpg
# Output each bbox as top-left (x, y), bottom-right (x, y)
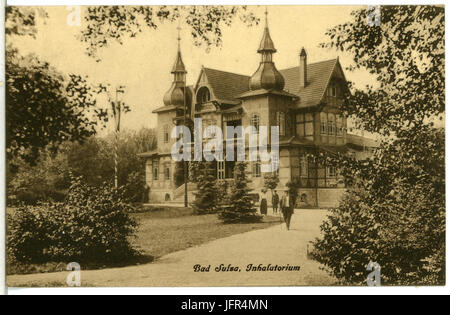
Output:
top-left (10, 5), bottom-right (375, 134)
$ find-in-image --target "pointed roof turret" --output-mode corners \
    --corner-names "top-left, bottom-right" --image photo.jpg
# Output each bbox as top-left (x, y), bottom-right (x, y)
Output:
top-left (258, 9), bottom-right (277, 53)
top-left (163, 27), bottom-right (191, 106)
top-left (249, 8), bottom-right (285, 91)
top-left (171, 29), bottom-right (187, 74)
top-left (171, 51), bottom-right (187, 74)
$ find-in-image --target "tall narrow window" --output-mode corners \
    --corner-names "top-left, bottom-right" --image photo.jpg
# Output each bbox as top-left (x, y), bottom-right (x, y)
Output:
top-left (329, 84), bottom-right (338, 97)
top-left (154, 166), bottom-right (159, 181)
top-left (336, 115), bottom-right (343, 137)
top-left (251, 114), bottom-right (260, 134)
top-left (327, 166), bottom-right (336, 178)
top-left (165, 167), bottom-right (171, 180)
top-left (296, 113), bottom-right (305, 137)
top-left (320, 112), bottom-right (327, 135)
top-left (328, 113), bottom-right (335, 136)
top-left (300, 155), bottom-right (309, 178)
top-left (305, 113), bottom-right (314, 139)
top-left (271, 154), bottom-right (279, 174)
top-left (164, 125), bottom-right (169, 143)
top-left (204, 119), bottom-right (217, 138)
top-left (252, 158), bottom-right (261, 178)
top-left (276, 112), bottom-right (286, 136)
top-left (218, 160), bottom-right (225, 180)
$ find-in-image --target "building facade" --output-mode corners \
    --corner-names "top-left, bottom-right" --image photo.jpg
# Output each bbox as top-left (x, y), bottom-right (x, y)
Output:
top-left (139, 15), bottom-right (377, 208)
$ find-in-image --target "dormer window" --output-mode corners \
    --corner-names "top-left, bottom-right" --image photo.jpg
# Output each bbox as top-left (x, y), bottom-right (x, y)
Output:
top-left (197, 87), bottom-right (211, 104)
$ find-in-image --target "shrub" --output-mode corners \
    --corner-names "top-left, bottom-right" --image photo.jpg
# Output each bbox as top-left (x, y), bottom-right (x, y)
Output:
top-left (7, 177), bottom-right (138, 264)
top-left (192, 161), bottom-right (218, 215)
top-left (311, 128), bottom-right (445, 286)
top-left (122, 171), bottom-right (147, 204)
top-left (218, 162), bottom-right (262, 224)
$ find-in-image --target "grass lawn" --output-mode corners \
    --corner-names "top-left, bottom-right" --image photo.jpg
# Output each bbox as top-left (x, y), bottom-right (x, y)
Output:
top-left (7, 206), bottom-right (280, 275)
top-left (133, 207), bottom-right (280, 260)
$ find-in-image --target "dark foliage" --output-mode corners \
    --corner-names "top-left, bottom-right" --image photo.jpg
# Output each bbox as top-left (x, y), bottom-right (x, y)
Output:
top-left (218, 162), bottom-right (262, 224)
top-left (7, 177), bottom-right (138, 264)
top-left (311, 6), bottom-right (445, 285)
top-left (192, 161), bottom-right (219, 215)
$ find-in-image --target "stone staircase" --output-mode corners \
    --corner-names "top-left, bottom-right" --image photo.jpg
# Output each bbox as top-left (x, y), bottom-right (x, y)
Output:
top-left (173, 182), bottom-right (197, 203)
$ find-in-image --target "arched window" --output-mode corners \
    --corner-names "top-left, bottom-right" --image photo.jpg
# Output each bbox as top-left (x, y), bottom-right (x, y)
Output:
top-left (197, 87), bottom-right (211, 104)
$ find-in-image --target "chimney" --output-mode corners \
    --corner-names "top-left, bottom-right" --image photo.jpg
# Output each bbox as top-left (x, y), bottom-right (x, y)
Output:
top-left (299, 47), bottom-right (307, 88)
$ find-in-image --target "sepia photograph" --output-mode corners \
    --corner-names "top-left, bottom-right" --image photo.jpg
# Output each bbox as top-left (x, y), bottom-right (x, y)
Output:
top-left (2, 2), bottom-right (446, 290)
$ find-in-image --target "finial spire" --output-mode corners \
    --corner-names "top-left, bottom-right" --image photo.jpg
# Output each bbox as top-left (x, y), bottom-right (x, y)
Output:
top-left (171, 24), bottom-right (186, 74)
top-left (257, 7), bottom-right (276, 54)
top-left (176, 24), bottom-right (181, 50)
top-left (265, 6), bottom-right (269, 27)
top-left (164, 24), bottom-right (189, 106)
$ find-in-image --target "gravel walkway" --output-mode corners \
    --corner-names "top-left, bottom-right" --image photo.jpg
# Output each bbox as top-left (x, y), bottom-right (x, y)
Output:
top-left (8, 210), bottom-right (335, 287)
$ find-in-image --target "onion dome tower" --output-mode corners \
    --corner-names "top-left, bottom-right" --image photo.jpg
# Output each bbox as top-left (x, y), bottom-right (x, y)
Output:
top-left (163, 28), bottom-right (191, 106)
top-left (249, 9), bottom-right (285, 91)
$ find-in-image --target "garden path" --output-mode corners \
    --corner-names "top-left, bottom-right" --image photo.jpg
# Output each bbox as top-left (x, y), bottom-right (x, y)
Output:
top-left (8, 210), bottom-right (335, 287)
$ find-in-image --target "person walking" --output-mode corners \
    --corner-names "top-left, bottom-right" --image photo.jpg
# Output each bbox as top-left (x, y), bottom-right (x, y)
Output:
top-left (260, 198), bottom-right (268, 216)
top-left (280, 190), bottom-right (294, 230)
top-left (272, 191), bottom-right (279, 214)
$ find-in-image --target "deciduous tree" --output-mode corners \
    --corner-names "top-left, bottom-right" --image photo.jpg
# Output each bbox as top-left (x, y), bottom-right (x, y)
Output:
top-left (311, 5), bottom-right (445, 285)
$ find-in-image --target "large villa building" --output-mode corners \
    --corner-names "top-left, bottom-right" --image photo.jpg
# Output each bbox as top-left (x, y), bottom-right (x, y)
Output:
top-left (139, 14), bottom-right (377, 208)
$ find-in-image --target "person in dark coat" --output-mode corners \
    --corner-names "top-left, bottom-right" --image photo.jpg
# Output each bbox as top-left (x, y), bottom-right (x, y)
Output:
top-left (260, 190), bottom-right (268, 216)
top-left (272, 191), bottom-right (279, 214)
top-left (280, 191), bottom-right (294, 230)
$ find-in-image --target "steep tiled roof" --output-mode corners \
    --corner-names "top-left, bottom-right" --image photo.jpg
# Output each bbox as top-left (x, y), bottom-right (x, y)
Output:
top-left (203, 68), bottom-right (250, 103)
top-left (280, 59), bottom-right (338, 108)
top-left (201, 59), bottom-right (338, 108)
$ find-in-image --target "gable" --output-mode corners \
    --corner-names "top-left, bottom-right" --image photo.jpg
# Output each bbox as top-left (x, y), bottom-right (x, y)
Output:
top-left (280, 59), bottom-right (340, 108)
top-left (197, 70), bottom-right (208, 86)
